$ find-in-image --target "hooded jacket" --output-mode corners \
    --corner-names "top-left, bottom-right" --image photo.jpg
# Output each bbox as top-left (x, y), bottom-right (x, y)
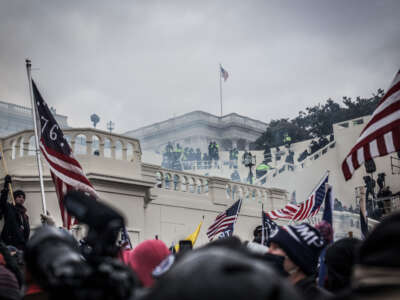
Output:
top-left (0, 188), bottom-right (30, 250)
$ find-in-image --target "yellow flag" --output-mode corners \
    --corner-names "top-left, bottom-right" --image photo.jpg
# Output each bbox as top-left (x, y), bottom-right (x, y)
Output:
top-left (175, 221), bottom-right (203, 252)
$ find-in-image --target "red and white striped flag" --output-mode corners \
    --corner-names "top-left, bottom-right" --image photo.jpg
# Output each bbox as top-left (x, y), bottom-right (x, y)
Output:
top-left (32, 80), bottom-right (97, 228)
top-left (266, 172), bottom-right (329, 221)
top-left (207, 199), bottom-right (241, 240)
top-left (220, 64), bottom-right (229, 82)
top-left (342, 69), bottom-right (400, 180)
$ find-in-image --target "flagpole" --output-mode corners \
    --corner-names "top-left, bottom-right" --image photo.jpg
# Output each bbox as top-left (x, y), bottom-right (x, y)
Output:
top-left (0, 143), bottom-right (15, 205)
top-left (288, 170), bottom-right (330, 225)
top-left (25, 59), bottom-right (47, 215)
top-left (219, 64), bottom-right (223, 117)
top-left (233, 197), bottom-right (243, 228)
top-left (261, 203), bottom-right (265, 245)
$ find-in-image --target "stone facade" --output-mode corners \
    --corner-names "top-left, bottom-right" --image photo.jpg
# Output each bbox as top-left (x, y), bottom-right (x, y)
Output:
top-left (0, 100), bottom-right (69, 137)
top-left (124, 110), bottom-right (267, 152)
top-left (0, 127), bottom-right (375, 247)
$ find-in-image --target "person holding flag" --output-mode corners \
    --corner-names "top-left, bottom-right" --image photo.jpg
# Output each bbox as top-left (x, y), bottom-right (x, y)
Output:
top-left (26, 60), bottom-right (97, 229)
top-left (0, 175), bottom-right (30, 250)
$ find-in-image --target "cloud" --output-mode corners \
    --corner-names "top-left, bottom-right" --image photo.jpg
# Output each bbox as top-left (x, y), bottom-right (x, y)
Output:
top-left (0, 0), bottom-right (399, 132)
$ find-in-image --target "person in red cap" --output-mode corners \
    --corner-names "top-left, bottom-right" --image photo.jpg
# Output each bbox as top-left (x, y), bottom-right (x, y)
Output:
top-left (122, 239), bottom-right (170, 287)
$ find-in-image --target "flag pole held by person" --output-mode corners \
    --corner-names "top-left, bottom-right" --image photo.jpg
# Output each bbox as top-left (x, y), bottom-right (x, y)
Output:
top-left (25, 59), bottom-right (98, 228)
top-left (0, 144), bottom-right (15, 205)
top-left (25, 59), bottom-right (47, 214)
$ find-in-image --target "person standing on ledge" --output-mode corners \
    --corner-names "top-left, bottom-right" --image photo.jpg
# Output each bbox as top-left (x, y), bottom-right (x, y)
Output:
top-left (0, 175), bottom-right (30, 250)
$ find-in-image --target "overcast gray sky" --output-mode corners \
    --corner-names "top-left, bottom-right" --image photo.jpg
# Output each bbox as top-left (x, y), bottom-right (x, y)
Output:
top-left (0, 0), bottom-right (399, 133)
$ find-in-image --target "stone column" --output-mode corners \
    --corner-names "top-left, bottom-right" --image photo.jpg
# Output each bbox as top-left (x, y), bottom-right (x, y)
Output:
top-left (208, 176), bottom-right (230, 205)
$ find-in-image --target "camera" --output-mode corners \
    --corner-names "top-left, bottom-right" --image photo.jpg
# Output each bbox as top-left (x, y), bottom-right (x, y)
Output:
top-left (25, 191), bottom-right (139, 300)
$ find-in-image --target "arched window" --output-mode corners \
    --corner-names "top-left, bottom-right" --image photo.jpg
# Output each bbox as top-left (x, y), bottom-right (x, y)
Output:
top-left (204, 180), bottom-right (208, 194)
top-left (238, 188), bottom-right (244, 200)
top-left (156, 172), bottom-right (163, 188)
top-left (92, 135), bottom-right (100, 156)
top-left (11, 140), bottom-right (16, 160)
top-left (232, 186), bottom-right (238, 200)
top-left (115, 140), bottom-right (123, 160)
top-left (181, 176), bottom-right (187, 192)
top-left (226, 185), bottom-right (231, 199)
top-left (64, 135), bottom-right (71, 147)
top-left (75, 134), bottom-right (87, 155)
top-left (127, 143), bottom-right (134, 161)
top-left (19, 137), bottom-right (24, 157)
top-left (189, 178), bottom-right (195, 193)
top-left (28, 136), bottom-right (36, 156)
top-left (173, 175), bottom-right (180, 191)
top-left (104, 138), bottom-right (111, 158)
top-left (165, 173), bottom-right (172, 189)
top-left (197, 179), bottom-right (202, 194)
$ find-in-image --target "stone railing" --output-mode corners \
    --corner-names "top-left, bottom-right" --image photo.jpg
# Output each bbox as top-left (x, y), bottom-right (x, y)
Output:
top-left (297, 140), bottom-right (336, 169)
top-left (266, 140), bottom-right (336, 179)
top-left (333, 115), bottom-right (370, 131)
top-left (142, 163), bottom-right (288, 211)
top-left (1, 128), bottom-right (141, 162)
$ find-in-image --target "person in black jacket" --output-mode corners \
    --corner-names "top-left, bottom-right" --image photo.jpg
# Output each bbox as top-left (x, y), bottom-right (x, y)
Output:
top-left (0, 175), bottom-right (30, 250)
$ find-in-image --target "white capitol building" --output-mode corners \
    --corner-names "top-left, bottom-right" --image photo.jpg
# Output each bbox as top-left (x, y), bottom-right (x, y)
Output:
top-left (2, 101), bottom-right (397, 246)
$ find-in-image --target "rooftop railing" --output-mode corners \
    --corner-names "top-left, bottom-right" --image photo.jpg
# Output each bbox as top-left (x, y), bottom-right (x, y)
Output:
top-left (1, 128), bottom-right (141, 162)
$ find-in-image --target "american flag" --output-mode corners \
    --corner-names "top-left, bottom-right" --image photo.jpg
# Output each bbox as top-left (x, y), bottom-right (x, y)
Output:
top-left (266, 172), bottom-right (329, 221)
top-left (32, 80), bottom-right (97, 229)
top-left (207, 199), bottom-right (241, 241)
top-left (220, 64), bottom-right (229, 82)
top-left (342, 69), bottom-right (400, 180)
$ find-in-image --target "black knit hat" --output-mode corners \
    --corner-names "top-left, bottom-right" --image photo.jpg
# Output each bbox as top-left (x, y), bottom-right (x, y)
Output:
top-left (269, 223), bottom-right (325, 275)
top-left (357, 211), bottom-right (400, 268)
top-left (13, 190), bottom-right (25, 199)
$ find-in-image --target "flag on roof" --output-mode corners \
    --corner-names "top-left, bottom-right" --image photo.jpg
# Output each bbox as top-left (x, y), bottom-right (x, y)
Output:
top-left (207, 199), bottom-right (241, 241)
top-left (220, 64), bottom-right (229, 82)
top-left (266, 172), bottom-right (329, 221)
top-left (32, 80), bottom-right (97, 229)
top-left (342, 69), bottom-right (400, 180)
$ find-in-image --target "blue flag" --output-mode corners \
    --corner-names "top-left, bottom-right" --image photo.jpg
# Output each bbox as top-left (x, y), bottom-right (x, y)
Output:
top-left (317, 186), bottom-right (333, 287)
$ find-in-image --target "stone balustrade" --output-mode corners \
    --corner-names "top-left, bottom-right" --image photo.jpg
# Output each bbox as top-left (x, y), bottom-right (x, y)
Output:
top-left (142, 163), bottom-right (288, 211)
top-left (1, 128), bottom-right (141, 162)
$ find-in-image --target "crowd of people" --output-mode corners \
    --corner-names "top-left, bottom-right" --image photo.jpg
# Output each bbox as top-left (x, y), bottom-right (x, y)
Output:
top-left (160, 142), bottom-right (242, 171)
top-left (298, 135), bottom-right (334, 163)
top-left (0, 174), bottom-right (399, 300)
top-left (161, 141), bottom-right (223, 171)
